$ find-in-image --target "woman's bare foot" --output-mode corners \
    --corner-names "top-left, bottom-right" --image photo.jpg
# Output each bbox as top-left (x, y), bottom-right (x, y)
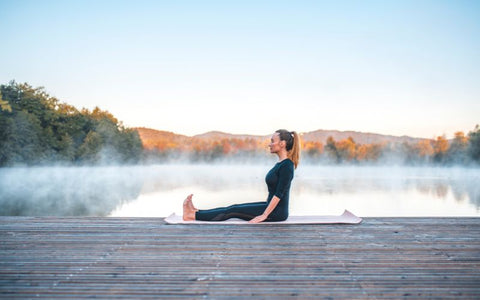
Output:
top-left (186, 195), bottom-right (198, 211)
top-left (183, 194), bottom-right (197, 221)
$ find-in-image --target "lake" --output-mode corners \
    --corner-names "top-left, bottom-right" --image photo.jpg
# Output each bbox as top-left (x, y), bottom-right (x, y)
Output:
top-left (0, 164), bottom-right (479, 217)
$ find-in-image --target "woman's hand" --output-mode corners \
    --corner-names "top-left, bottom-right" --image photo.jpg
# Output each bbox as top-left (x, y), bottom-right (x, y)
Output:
top-left (249, 214), bottom-right (268, 224)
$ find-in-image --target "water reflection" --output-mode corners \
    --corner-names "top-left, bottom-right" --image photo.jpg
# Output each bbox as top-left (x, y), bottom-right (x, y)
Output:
top-left (0, 165), bottom-right (479, 217)
top-left (291, 166), bottom-right (480, 216)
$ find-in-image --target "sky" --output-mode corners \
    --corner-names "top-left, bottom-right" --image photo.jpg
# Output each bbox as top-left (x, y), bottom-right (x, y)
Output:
top-left (1, 0), bottom-right (479, 138)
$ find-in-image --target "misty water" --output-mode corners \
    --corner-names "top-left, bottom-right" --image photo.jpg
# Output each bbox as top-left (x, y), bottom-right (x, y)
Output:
top-left (0, 164), bottom-right (479, 217)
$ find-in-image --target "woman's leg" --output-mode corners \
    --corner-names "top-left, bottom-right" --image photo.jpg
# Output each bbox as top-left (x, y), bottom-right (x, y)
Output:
top-left (195, 201), bottom-right (268, 221)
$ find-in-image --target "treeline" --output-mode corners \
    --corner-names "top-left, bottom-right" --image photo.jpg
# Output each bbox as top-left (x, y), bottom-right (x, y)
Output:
top-left (141, 131), bottom-right (268, 163)
top-left (0, 81), bottom-right (143, 166)
top-left (303, 130), bottom-right (480, 165)
top-left (141, 128), bottom-right (480, 166)
top-left (1, 81), bottom-right (479, 166)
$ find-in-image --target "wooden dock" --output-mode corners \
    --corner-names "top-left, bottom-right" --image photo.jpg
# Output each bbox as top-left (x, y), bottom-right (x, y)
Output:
top-left (1, 217), bottom-right (479, 299)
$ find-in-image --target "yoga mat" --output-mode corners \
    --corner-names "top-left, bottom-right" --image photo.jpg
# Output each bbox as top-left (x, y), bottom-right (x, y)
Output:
top-left (164, 209), bottom-right (362, 225)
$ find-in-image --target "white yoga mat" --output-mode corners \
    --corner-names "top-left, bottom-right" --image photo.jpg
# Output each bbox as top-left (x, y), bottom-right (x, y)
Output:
top-left (164, 209), bottom-right (362, 225)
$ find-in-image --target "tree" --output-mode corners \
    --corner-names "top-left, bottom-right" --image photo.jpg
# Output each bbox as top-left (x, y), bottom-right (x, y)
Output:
top-left (413, 140), bottom-right (434, 164)
top-left (336, 137), bottom-right (356, 162)
top-left (0, 111), bottom-right (44, 165)
top-left (432, 135), bottom-right (449, 164)
top-left (77, 131), bottom-right (103, 163)
top-left (222, 140), bottom-right (233, 155)
top-left (58, 134), bottom-right (76, 162)
top-left (303, 141), bottom-right (324, 159)
top-left (0, 91), bottom-right (12, 112)
top-left (363, 144), bottom-right (384, 162)
top-left (468, 125), bottom-right (480, 163)
top-left (447, 132), bottom-right (468, 164)
top-left (0, 81), bottom-right (145, 166)
top-left (117, 129), bottom-right (143, 163)
top-left (325, 136), bottom-right (340, 163)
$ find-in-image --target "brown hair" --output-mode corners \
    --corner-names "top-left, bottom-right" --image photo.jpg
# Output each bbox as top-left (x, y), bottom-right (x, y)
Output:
top-left (276, 129), bottom-right (300, 169)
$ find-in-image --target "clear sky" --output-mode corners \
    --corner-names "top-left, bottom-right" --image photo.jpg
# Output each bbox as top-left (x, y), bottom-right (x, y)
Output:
top-left (1, 0), bottom-right (479, 138)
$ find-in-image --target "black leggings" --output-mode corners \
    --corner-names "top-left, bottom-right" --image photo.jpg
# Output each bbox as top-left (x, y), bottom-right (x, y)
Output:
top-left (195, 201), bottom-right (283, 222)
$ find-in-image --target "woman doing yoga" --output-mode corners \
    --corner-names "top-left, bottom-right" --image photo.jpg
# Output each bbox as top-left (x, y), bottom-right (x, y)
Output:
top-left (183, 129), bottom-right (300, 223)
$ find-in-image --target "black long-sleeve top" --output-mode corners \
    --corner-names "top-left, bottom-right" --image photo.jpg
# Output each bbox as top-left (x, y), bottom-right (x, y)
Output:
top-left (265, 158), bottom-right (294, 220)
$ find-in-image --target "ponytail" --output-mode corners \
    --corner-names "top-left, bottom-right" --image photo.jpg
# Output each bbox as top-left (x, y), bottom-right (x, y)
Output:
top-left (276, 129), bottom-right (301, 169)
top-left (289, 131), bottom-right (300, 169)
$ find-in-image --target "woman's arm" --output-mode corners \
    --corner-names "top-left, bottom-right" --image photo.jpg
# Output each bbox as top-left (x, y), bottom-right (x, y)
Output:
top-left (248, 196), bottom-right (281, 223)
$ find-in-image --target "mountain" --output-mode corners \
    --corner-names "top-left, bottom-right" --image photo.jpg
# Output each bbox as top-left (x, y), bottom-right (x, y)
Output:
top-left (301, 130), bottom-right (425, 145)
top-left (135, 127), bottom-right (190, 150)
top-left (192, 131), bottom-right (268, 141)
top-left (135, 127), bottom-right (426, 148)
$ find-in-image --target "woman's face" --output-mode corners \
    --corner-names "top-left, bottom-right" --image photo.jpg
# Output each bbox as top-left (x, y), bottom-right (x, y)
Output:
top-left (269, 133), bottom-right (285, 153)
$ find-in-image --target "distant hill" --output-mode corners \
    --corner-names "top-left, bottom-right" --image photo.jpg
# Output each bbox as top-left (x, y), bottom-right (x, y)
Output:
top-left (301, 130), bottom-right (425, 145)
top-left (134, 127), bottom-right (479, 165)
top-left (192, 131), bottom-right (268, 141)
top-left (135, 127), bottom-right (426, 148)
top-left (135, 127), bottom-right (190, 150)
top-left (136, 127), bottom-right (189, 142)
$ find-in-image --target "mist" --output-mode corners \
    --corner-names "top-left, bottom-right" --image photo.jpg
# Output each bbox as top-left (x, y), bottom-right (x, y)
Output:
top-left (0, 164), bottom-right (479, 217)
top-left (0, 166), bottom-right (144, 216)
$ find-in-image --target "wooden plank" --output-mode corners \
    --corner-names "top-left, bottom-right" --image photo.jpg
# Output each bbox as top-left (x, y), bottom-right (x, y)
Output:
top-left (0, 217), bottom-right (479, 299)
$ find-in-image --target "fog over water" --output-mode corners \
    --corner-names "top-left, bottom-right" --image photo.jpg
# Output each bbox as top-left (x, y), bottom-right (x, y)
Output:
top-left (0, 164), bottom-right (479, 217)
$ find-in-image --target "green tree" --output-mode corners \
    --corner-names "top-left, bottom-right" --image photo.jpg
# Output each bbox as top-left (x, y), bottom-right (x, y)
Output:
top-left (77, 131), bottom-right (103, 163)
top-left (0, 81), bottom-right (144, 166)
top-left (468, 125), bottom-right (480, 163)
top-left (447, 132), bottom-right (468, 164)
top-left (58, 134), bottom-right (76, 162)
top-left (0, 111), bottom-right (44, 165)
top-left (0, 91), bottom-right (12, 112)
top-left (117, 129), bottom-right (143, 163)
top-left (325, 136), bottom-right (340, 163)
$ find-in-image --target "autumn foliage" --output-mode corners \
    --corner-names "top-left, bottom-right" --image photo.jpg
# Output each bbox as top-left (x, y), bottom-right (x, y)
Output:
top-left (137, 128), bottom-right (269, 162)
top-left (137, 127), bottom-right (480, 165)
top-left (2, 81), bottom-right (479, 166)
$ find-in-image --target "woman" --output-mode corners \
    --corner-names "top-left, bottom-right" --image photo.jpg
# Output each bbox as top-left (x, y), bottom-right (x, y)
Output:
top-left (183, 129), bottom-right (300, 223)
